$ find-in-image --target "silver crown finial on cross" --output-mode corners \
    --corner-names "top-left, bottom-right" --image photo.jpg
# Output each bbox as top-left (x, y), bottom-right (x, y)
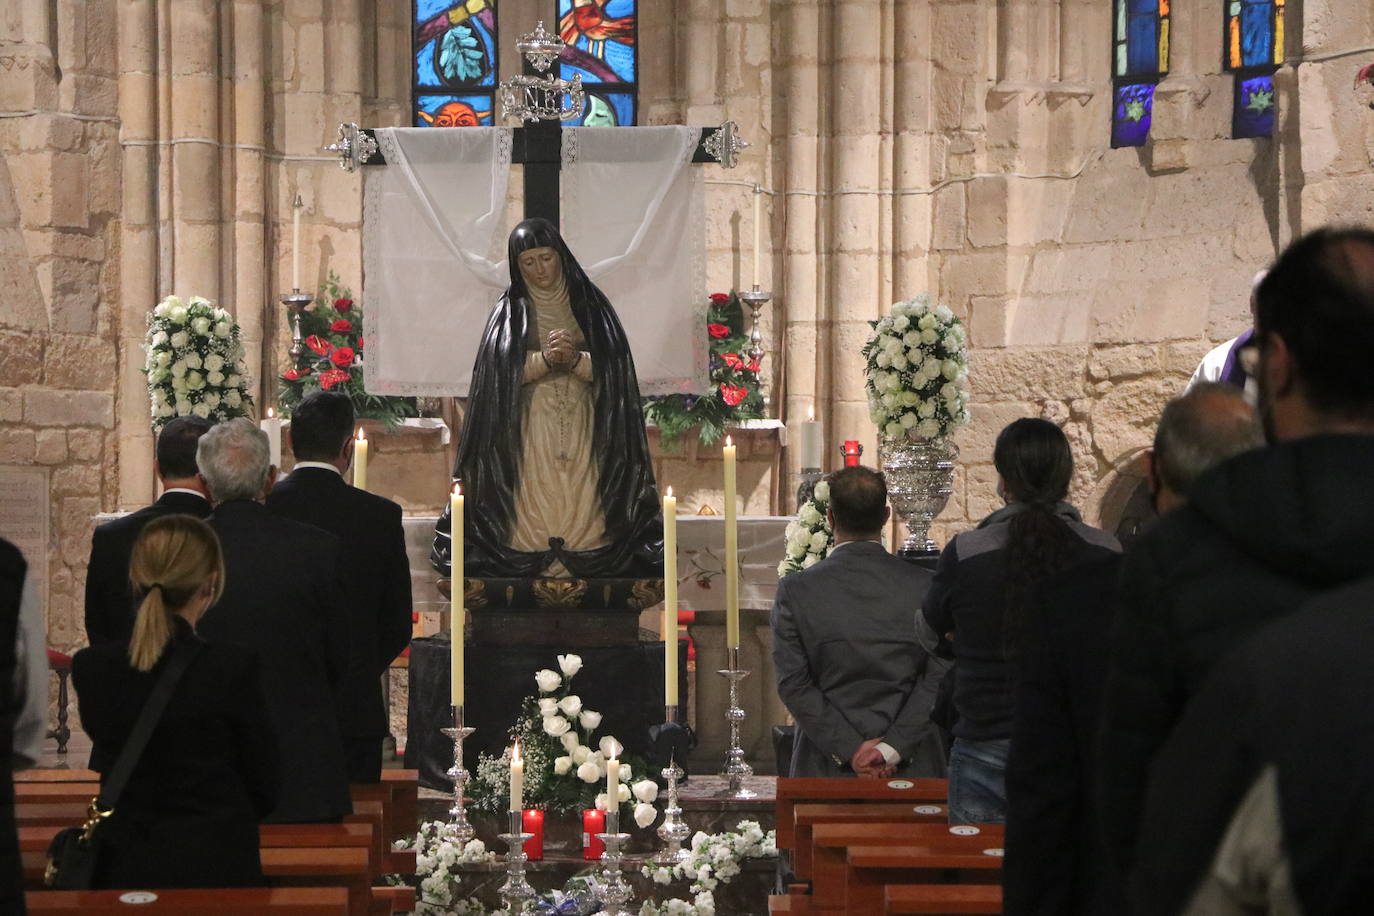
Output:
top-left (499, 20), bottom-right (584, 122)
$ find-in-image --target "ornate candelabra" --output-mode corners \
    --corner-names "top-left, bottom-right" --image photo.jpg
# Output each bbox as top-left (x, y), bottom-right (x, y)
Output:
top-left (717, 646), bottom-right (757, 799)
top-left (498, 809), bottom-right (536, 914)
top-left (738, 283), bottom-right (773, 418)
top-left (438, 705), bottom-right (476, 843)
top-left (594, 809), bottom-right (634, 915)
top-left (652, 707), bottom-right (691, 865)
top-left (281, 290), bottom-right (314, 361)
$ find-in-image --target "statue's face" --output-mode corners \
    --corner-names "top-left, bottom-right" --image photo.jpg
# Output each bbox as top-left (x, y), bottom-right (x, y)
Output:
top-left (517, 246), bottom-right (562, 292)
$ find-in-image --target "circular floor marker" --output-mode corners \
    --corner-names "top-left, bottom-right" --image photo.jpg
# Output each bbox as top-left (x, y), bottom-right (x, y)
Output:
top-left (886, 779), bottom-right (915, 789)
top-left (118, 892), bottom-right (159, 904)
top-left (949, 825), bottom-right (980, 836)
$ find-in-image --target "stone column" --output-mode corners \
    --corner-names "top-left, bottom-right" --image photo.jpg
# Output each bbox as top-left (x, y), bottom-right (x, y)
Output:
top-left (228, 0), bottom-right (268, 401)
top-left (167, 0), bottom-right (222, 299)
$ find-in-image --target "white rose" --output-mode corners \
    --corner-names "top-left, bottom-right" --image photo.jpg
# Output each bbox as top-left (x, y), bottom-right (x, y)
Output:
top-left (213, 307), bottom-right (228, 320)
top-left (175, 397), bottom-right (191, 415)
top-left (151, 330), bottom-right (169, 347)
top-left (226, 374), bottom-right (241, 388)
top-left (571, 745), bottom-right (592, 765)
top-left (892, 315), bottom-right (910, 332)
top-left (225, 389), bottom-right (242, 408)
top-left (900, 390), bottom-right (919, 407)
top-left (799, 504), bottom-right (822, 527)
top-left (802, 553), bottom-right (820, 569)
top-left (577, 761), bottom-right (602, 784)
top-left (874, 351), bottom-right (892, 369)
top-left (813, 480), bottom-right (830, 501)
top-left (885, 421), bottom-right (903, 438)
top-left (534, 669), bottom-right (562, 693)
top-left (156, 403), bottom-right (175, 418)
top-left (890, 353), bottom-right (908, 371)
top-left (620, 763), bottom-right (632, 781)
top-left (191, 317), bottom-right (211, 336)
top-left (599, 736), bottom-right (623, 760)
top-left (558, 654), bottom-right (583, 678)
top-left (186, 371), bottom-right (206, 390)
top-left (809, 530), bottom-right (829, 552)
top-left (918, 399), bottom-right (937, 419)
top-left (579, 710), bottom-right (602, 731)
top-left (538, 698), bottom-right (559, 717)
top-left (206, 370), bottom-right (225, 386)
top-left (634, 802), bottom-right (657, 828)
top-left (594, 792), bottom-right (610, 811)
top-left (940, 382), bottom-right (959, 400)
top-left (560, 731), bottom-right (581, 753)
top-left (921, 328), bottom-right (939, 345)
top-left (190, 402), bottom-right (211, 418)
top-left (153, 301), bottom-right (170, 318)
top-left (881, 392), bottom-right (898, 410)
top-left (554, 756), bottom-right (573, 776)
top-left (787, 539), bottom-right (806, 560)
top-left (188, 296), bottom-right (210, 308)
top-left (542, 715), bottom-right (571, 737)
top-left (154, 351), bottom-right (170, 369)
top-left (558, 695), bottom-right (583, 716)
top-left (935, 305), bottom-right (955, 322)
top-left (876, 316), bottom-right (894, 332)
top-left (917, 418), bottom-right (941, 439)
top-left (203, 392), bottom-right (220, 409)
top-left (171, 376), bottom-right (188, 393)
top-left (632, 779), bottom-right (659, 803)
top-left (168, 306), bottom-right (188, 325)
top-left (184, 352), bottom-right (203, 370)
top-left (902, 330), bottom-right (921, 348)
top-left (214, 321), bottom-right (231, 339)
top-left (618, 783), bottom-right (631, 803)
top-left (169, 330), bottom-right (189, 349)
top-left (152, 388), bottom-right (168, 406)
top-left (885, 370), bottom-right (902, 391)
top-left (942, 359), bottom-right (961, 380)
top-left (918, 313), bottom-right (937, 330)
top-left (900, 411), bottom-right (918, 429)
top-left (883, 336), bottom-right (903, 355)
top-left (205, 354), bottom-right (225, 372)
top-left (923, 359), bottom-right (944, 380)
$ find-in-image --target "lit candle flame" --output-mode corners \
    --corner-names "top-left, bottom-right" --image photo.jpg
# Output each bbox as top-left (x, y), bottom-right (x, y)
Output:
top-left (267, 407), bottom-right (274, 419)
top-left (452, 482), bottom-right (462, 497)
top-left (725, 435), bottom-right (733, 448)
top-left (512, 742), bottom-right (522, 765)
top-left (807, 404), bottom-right (815, 422)
top-left (665, 485), bottom-right (674, 499)
top-left (357, 428), bottom-right (366, 443)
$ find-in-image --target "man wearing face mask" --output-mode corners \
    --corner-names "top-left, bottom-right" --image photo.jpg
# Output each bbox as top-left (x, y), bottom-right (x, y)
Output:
top-left (431, 218), bottom-right (663, 580)
top-left (1097, 227), bottom-right (1374, 900)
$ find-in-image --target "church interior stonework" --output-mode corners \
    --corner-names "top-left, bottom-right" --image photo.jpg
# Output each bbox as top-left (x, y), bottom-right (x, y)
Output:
top-left (4, 0), bottom-right (1374, 909)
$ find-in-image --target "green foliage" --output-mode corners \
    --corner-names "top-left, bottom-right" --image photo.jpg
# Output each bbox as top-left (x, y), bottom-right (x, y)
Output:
top-left (642, 291), bottom-right (765, 447)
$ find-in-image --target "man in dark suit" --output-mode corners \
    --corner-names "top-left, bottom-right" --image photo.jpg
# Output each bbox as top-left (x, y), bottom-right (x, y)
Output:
top-left (0, 537), bottom-right (28, 914)
top-left (84, 416), bottom-right (214, 645)
top-left (267, 392), bottom-right (412, 783)
top-left (196, 418), bottom-right (352, 823)
top-left (770, 465), bottom-right (947, 779)
top-left (1003, 382), bottom-right (1262, 916)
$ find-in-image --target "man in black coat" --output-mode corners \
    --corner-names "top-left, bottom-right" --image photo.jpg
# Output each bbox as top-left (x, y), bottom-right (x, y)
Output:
top-left (1099, 226), bottom-right (1374, 881)
top-left (1003, 383), bottom-right (1262, 916)
top-left (0, 537), bottom-right (27, 914)
top-left (196, 418), bottom-right (352, 823)
top-left (85, 416), bottom-right (214, 645)
top-left (267, 392), bottom-right (412, 782)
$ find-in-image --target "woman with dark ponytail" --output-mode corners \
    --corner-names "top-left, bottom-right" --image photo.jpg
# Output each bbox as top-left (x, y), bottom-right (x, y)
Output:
top-left (72, 515), bottom-right (277, 888)
top-left (920, 418), bottom-right (1121, 823)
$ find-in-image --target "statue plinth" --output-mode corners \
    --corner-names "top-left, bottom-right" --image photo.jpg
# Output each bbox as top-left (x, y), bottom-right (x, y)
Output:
top-left (437, 576), bottom-right (665, 646)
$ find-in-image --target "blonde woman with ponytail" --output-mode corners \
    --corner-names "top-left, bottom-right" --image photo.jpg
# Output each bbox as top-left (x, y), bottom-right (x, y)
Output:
top-left (72, 515), bottom-right (278, 889)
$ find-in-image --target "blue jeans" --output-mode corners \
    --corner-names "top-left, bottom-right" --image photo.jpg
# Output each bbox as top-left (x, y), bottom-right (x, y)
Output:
top-left (947, 737), bottom-right (1010, 824)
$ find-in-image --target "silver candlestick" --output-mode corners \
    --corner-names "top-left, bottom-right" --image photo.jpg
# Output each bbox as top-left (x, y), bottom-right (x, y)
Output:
top-left (594, 809), bottom-right (634, 915)
top-left (652, 706), bottom-right (690, 865)
top-left (439, 705), bottom-right (475, 843)
top-left (738, 284), bottom-right (773, 417)
top-left (281, 290), bottom-right (314, 361)
top-left (717, 646), bottom-right (757, 798)
top-left (498, 809), bottom-right (536, 914)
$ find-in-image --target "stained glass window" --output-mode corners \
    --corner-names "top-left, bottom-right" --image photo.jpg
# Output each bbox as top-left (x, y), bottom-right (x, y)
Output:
top-left (1225, 0), bottom-right (1283, 138)
top-left (1111, 0), bottom-right (1169, 148)
top-left (557, 0), bottom-right (638, 126)
top-left (413, 1), bottom-right (499, 127)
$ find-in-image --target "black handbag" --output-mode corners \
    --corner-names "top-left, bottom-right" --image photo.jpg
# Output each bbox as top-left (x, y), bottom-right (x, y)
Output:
top-left (44, 640), bottom-right (201, 889)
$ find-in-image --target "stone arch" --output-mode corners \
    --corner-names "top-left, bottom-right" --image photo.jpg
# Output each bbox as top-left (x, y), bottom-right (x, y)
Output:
top-left (1088, 447), bottom-right (1157, 549)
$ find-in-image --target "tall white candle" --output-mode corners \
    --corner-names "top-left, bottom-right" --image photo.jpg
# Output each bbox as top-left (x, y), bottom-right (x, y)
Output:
top-left (724, 436), bottom-right (740, 649)
top-left (260, 408), bottom-right (282, 468)
top-left (510, 743), bottom-right (523, 813)
top-left (450, 484), bottom-right (464, 706)
top-left (606, 756), bottom-right (620, 809)
top-left (752, 188), bottom-right (762, 288)
top-left (799, 403), bottom-right (822, 469)
top-left (291, 193), bottom-right (302, 291)
top-left (663, 487), bottom-right (678, 707)
top-left (353, 428), bottom-right (369, 491)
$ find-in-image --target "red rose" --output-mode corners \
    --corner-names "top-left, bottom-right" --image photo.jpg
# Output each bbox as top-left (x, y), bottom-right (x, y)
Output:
top-left (331, 319), bottom-right (353, 333)
top-left (720, 383), bottom-right (748, 406)
top-left (282, 367), bottom-right (312, 381)
top-left (708, 323), bottom-right (730, 339)
top-left (330, 347), bottom-right (355, 368)
top-left (333, 297), bottom-right (353, 312)
top-left (709, 292), bottom-right (731, 304)
top-left (721, 353), bottom-right (744, 370)
top-left (306, 334), bottom-right (333, 356)
top-left (357, 336), bottom-right (364, 350)
top-left (318, 368), bottom-right (350, 390)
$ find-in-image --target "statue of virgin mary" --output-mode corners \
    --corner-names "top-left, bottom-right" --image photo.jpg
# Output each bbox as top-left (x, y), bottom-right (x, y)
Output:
top-left (431, 218), bottom-right (664, 579)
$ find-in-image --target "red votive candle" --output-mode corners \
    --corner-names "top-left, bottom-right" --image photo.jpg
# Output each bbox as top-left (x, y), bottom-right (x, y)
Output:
top-left (842, 440), bottom-right (863, 467)
top-left (582, 808), bottom-right (606, 860)
top-left (522, 809), bottom-right (544, 860)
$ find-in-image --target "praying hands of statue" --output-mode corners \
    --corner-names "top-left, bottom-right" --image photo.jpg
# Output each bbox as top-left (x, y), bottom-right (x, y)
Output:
top-left (543, 329), bottom-right (580, 371)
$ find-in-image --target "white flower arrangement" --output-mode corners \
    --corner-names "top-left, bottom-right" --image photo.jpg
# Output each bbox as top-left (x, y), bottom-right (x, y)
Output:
top-left (777, 479), bottom-right (834, 578)
top-left (640, 820), bottom-right (777, 916)
top-left (392, 822), bottom-right (496, 913)
top-left (862, 295), bottom-right (970, 442)
top-left (144, 294), bottom-right (253, 430)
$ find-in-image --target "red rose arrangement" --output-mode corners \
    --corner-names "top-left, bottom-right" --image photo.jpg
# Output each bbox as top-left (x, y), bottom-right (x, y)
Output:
top-left (331, 319), bottom-right (353, 333)
top-left (707, 323), bottom-right (731, 339)
top-left (330, 347), bottom-right (355, 368)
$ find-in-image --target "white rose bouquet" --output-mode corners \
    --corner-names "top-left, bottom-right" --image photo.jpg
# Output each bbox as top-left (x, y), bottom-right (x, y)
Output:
top-left (862, 295), bottom-right (970, 442)
top-left (468, 653), bottom-right (656, 827)
top-left (778, 479), bottom-right (834, 578)
top-left (144, 294), bottom-right (253, 431)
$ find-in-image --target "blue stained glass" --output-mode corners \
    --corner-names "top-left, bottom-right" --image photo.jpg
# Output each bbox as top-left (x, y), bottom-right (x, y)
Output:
top-left (1112, 82), bottom-right (1155, 148)
top-left (1127, 13), bottom-right (1159, 74)
top-left (414, 93), bottom-right (496, 127)
top-left (558, 0), bottom-right (637, 84)
top-left (413, 3), bottom-right (498, 91)
top-left (1240, 2), bottom-right (1273, 68)
top-left (1233, 74), bottom-right (1276, 138)
top-left (1127, 0), bottom-right (1155, 12)
top-left (565, 91), bottom-right (634, 127)
top-left (416, 0), bottom-right (454, 19)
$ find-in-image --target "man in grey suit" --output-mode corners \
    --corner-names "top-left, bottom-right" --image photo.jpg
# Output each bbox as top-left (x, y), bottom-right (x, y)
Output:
top-left (771, 466), bottom-right (949, 778)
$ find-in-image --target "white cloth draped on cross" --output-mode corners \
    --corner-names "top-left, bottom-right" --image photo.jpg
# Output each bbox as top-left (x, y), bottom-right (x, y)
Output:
top-left (363, 125), bottom-right (707, 398)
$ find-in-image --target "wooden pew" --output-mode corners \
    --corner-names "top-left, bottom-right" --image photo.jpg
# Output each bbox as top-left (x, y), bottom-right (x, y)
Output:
top-left (835, 845), bottom-right (1005, 914)
top-left (791, 803), bottom-right (950, 880)
top-left (884, 883), bottom-right (1003, 915)
top-left (809, 824), bottom-right (1004, 912)
top-left (775, 777), bottom-right (949, 851)
top-left (26, 886), bottom-right (350, 915)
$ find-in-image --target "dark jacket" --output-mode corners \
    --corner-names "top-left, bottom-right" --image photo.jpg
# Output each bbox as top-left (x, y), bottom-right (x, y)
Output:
top-left (1099, 434), bottom-right (1374, 878)
top-left (200, 499), bottom-right (352, 823)
top-left (0, 538), bottom-right (25, 914)
top-left (267, 466), bottom-right (412, 739)
top-left (1004, 554), bottom-right (1126, 916)
top-left (771, 540), bottom-right (948, 777)
top-left (84, 491), bottom-right (212, 646)
top-left (72, 618), bottom-right (277, 889)
top-left (1132, 578), bottom-right (1374, 914)
top-left (922, 503), bottom-right (1121, 742)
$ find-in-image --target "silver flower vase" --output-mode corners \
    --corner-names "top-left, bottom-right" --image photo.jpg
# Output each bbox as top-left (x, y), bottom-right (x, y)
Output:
top-left (881, 437), bottom-right (959, 555)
